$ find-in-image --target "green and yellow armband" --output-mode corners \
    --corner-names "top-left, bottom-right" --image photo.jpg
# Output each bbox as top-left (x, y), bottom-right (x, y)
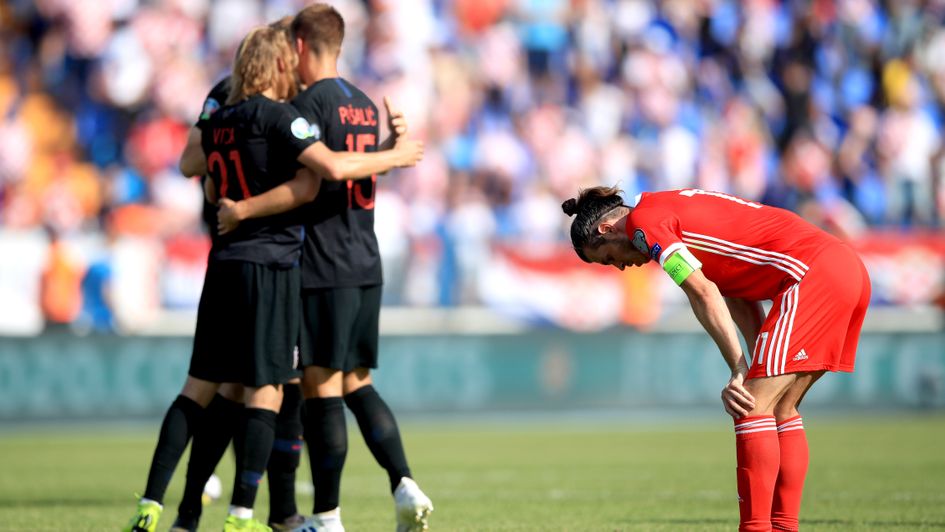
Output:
top-left (662, 247), bottom-right (702, 286)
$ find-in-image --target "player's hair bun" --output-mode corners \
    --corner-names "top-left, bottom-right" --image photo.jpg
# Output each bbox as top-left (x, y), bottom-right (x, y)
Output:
top-left (561, 198), bottom-right (579, 216)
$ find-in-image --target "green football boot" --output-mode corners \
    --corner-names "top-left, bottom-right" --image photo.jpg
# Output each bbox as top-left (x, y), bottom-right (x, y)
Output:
top-left (121, 500), bottom-right (162, 532)
top-left (223, 515), bottom-right (273, 532)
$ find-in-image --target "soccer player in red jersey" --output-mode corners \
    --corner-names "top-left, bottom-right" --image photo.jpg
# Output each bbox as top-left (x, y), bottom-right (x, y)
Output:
top-left (563, 186), bottom-right (871, 531)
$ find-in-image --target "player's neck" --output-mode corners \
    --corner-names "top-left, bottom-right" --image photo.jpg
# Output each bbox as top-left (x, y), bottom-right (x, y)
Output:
top-left (615, 212), bottom-right (630, 233)
top-left (304, 55), bottom-right (340, 85)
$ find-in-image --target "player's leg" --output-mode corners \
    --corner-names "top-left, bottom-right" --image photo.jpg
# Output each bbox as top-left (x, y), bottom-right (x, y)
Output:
top-left (267, 378), bottom-right (305, 530)
top-left (733, 278), bottom-right (813, 532)
top-left (226, 384), bottom-right (283, 531)
top-left (766, 243), bottom-right (871, 530)
top-left (770, 371), bottom-right (824, 532)
top-left (124, 264), bottom-right (237, 532)
top-left (301, 365), bottom-right (347, 526)
top-left (222, 261), bottom-right (302, 531)
top-left (123, 376), bottom-right (219, 532)
top-left (343, 368), bottom-right (412, 490)
top-left (344, 368), bottom-right (433, 532)
top-left (342, 284), bottom-right (432, 531)
top-left (173, 382), bottom-right (245, 532)
top-left (292, 287), bottom-right (358, 531)
top-left (734, 372), bottom-right (798, 532)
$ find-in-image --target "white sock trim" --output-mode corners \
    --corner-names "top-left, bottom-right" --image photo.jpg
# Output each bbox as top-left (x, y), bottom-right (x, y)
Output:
top-left (139, 498), bottom-right (162, 508)
top-left (229, 506), bottom-right (253, 519)
top-left (777, 417), bottom-right (805, 432)
top-left (316, 507), bottom-right (341, 519)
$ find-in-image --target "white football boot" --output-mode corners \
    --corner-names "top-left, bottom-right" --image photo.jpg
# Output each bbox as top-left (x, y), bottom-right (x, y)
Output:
top-left (289, 508), bottom-right (344, 532)
top-left (393, 477), bottom-right (433, 531)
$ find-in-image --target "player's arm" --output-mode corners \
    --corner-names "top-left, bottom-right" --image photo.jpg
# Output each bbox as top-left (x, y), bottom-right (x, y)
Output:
top-left (179, 127), bottom-right (207, 177)
top-left (296, 138), bottom-right (423, 182)
top-left (204, 175), bottom-right (218, 204)
top-left (217, 168), bottom-right (321, 235)
top-left (724, 297), bottom-right (764, 355)
top-left (669, 250), bottom-right (755, 418)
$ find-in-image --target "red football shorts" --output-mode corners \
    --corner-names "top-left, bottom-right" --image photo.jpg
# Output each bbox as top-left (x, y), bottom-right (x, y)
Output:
top-left (747, 242), bottom-right (871, 379)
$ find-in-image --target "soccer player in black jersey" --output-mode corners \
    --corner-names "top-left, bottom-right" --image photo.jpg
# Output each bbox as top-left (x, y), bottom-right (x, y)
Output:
top-left (124, 26), bottom-right (328, 532)
top-left (195, 27), bottom-right (315, 531)
top-left (174, 26), bottom-right (308, 532)
top-left (219, 5), bottom-right (434, 531)
top-left (176, 74), bottom-right (309, 532)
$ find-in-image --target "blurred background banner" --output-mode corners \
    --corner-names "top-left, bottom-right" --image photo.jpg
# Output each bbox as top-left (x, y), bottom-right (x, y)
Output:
top-left (2, 329), bottom-right (944, 421)
top-left (1, 0), bottom-right (945, 410)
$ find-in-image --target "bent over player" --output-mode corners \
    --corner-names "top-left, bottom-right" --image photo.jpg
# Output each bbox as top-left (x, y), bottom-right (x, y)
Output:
top-left (562, 186), bottom-right (870, 532)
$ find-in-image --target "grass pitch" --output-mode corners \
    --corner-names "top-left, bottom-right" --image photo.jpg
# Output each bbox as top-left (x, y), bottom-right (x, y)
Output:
top-left (1, 413), bottom-right (943, 531)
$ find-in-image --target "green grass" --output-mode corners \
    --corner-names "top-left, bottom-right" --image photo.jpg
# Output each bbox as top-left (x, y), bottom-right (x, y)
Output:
top-left (1, 414), bottom-right (944, 531)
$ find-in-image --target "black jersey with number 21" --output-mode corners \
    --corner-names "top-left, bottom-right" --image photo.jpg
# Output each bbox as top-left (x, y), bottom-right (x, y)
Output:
top-left (292, 78), bottom-right (382, 289)
top-left (201, 95), bottom-right (317, 267)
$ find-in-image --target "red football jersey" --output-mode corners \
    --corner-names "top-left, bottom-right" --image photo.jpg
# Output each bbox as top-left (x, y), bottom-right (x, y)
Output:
top-left (626, 189), bottom-right (840, 300)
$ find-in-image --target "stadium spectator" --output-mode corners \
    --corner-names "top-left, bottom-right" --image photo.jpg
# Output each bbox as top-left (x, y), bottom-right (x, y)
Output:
top-left (2, 0), bottom-right (944, 330)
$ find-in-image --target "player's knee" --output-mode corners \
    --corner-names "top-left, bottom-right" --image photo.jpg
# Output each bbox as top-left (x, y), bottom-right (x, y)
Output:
top-left (302, 366), bottom-right (343, 398)
top-left (342, 368), bottom-right (372, 394)
top-left (181, 377), bottom-right (220, 407)
top-left (245, 384), bottom-right (283, 411)
top-left (218, 382), bottom-right (245, 403)
top-left (773, 403), bottom-right (799, 421)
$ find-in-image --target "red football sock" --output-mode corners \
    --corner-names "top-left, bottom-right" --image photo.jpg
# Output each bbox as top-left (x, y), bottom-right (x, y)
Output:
top-left (771, 416), bottom-right (808, 531)
top-left (734, 415), bottom-right (780, 532)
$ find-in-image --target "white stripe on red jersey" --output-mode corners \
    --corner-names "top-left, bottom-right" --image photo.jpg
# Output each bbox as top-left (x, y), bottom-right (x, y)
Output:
top-left (780, 286), bottom-right (800, 375)
top-left (681, 231), bottom-right (810, 275)
top-left (766, 284), bottom-right (800, 377)
top-left (681, 234), bottom-right (808, 281)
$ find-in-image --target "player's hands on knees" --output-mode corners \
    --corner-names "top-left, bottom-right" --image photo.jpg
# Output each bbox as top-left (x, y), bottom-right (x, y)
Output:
top-left (393, 137), bottom-right (424, 167)
top-left (721, 364), bottom-right (754, 419)
top-left (384, 96), bottom-right (408, 138)
top-left (217, 198), bottom-right (244, 235)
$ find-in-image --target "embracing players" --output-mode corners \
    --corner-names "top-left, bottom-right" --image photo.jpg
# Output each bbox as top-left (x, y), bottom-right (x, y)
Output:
top-left (123, 20), bottom-right (423, 532)
top-left (218, 4), bottom-right (433, 531)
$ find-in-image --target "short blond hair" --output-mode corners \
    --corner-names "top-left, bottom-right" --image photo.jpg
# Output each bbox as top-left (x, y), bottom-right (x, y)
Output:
top-left (227, 26), bottom-right (298, 105)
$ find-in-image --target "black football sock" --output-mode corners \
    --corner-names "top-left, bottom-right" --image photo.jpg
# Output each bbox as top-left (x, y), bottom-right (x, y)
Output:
top-left (267, 384), bottom-right (303, 523)
top-left (230, 408), bottom-right (277, 510)
top-left (304, 397), bottom-right (347, 513)
top-left (143, 395), bottom-right (204, 503)
top-left (177, 394), bottom-right (243, 523)
top-left (344, 385), bottom-right (412, 493)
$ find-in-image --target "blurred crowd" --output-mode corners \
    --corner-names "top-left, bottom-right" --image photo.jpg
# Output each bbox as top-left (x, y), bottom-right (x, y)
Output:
top-left (1, 0), bottom-right (945, 333)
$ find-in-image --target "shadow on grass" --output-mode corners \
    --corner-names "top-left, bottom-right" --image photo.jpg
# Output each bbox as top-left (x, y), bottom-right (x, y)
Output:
top-left (0, 497), bottom-right (122, 508)
top-left (806, 518), bottom-right (945, 528)
top-left (622, 517), bottom-right (945, 529)
top-left (618, 517), bottom-right (732, 525)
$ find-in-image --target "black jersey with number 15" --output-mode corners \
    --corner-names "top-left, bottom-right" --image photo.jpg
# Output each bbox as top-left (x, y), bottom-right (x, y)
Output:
top-left (292, 78), bottom-right (382, 289)
top-left (201, 95), bottom-right (317, 267)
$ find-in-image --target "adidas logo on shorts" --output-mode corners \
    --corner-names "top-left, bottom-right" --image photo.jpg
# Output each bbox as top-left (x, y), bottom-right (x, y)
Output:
top-left (792, 349), bottom-right (808, 362)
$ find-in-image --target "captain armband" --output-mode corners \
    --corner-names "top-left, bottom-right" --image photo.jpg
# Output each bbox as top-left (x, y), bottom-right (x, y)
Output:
top-left (662, 247), bottom-right (702, 286)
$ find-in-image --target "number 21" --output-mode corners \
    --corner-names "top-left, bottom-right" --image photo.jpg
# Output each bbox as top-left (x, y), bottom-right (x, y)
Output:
top-left (207, 150), bottom-right (250, 199)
